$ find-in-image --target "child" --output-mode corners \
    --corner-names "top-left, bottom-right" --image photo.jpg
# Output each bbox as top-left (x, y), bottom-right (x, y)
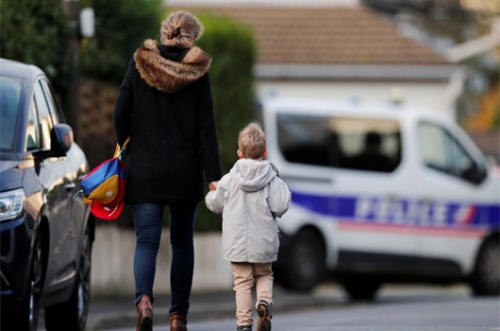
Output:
top-left (205, 123), bottom-right (291, 331)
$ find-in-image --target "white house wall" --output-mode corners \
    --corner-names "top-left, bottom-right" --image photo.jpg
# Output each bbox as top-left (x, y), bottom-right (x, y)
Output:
top-left (256, 80), bottom-right (458, 118)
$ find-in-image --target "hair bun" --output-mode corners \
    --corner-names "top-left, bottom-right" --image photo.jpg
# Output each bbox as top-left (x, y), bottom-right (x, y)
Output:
top-left (168, 27), bottom-right (180, 40)
top-left (160, 11), bottom-right (204, 47)
top-left (174, 27), bottom-right (181, 37)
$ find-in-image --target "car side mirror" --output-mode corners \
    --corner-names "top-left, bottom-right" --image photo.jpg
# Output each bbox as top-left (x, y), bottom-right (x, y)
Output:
top-left (463, 162), bottom-right (487, 185)
top-left (50, 124), bottom-right (74, 156)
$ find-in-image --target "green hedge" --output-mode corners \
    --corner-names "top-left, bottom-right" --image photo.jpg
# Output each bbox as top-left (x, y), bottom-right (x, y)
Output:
top-left (193, 13), bottom-right (257, 232)
top-left (79, 0), bottom-right (163, 84)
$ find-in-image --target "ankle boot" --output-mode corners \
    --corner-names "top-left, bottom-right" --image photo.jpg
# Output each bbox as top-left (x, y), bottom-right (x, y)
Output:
top-left (257, 300), bottom-right (272, 331)
top-left (169, 312), bottom-right (188, 331)
top-left (136, 294), bottom-right (153, 331)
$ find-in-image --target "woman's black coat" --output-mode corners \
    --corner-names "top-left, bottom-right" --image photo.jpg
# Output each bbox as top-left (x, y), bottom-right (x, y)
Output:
top-left (113, 39), bottom-right (222, 204)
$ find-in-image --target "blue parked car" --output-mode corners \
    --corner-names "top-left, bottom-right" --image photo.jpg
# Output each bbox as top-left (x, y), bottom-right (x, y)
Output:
top-left (0, 58), bottom-right (94, 331)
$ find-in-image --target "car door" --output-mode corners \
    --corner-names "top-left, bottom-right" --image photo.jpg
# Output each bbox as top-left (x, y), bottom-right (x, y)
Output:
top-left (32, 79), bottom-right (77, 289)
top-left (41, 79), bottom-right (88, 244)
top-left (415, 118), bottom-right (493, 276)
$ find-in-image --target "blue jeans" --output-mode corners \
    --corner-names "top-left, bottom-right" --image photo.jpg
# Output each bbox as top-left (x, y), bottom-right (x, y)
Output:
top-left (132, 202), bottom-right (197, 314)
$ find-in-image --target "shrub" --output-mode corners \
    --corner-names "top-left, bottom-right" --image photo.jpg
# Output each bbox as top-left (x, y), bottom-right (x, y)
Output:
top-left (0, 0), bottom-right (69, 94)
top-left (79, 0), bottom-right (163, 84)
top-left (193, 13), bottom-right (257, 232)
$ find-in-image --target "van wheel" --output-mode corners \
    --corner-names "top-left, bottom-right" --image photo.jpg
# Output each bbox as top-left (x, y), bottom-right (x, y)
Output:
top-left (340, 275), bottom-right (382, 301)
top-left (45, 227), bottom-right (92, 331)
top-left (279, 229), bottom-right (325, 292)
top-left (470, 237), bottom-right (499, 296)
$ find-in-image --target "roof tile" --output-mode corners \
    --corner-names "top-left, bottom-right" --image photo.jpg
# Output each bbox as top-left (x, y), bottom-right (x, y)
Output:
top-left (179, 6), bottom-right (450, 65)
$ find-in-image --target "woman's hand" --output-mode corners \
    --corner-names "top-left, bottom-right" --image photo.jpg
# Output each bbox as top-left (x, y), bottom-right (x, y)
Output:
top-left (209, 181), bottom-right (218, 191)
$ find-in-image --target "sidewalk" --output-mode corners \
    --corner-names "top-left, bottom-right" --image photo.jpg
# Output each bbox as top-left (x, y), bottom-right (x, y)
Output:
top-left (97, 285), bottom-right (497, 331)
top-left (86, 284), bottom-right (348, 331)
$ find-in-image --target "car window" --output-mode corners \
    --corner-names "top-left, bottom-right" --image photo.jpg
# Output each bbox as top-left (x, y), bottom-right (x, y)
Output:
top-left (418, 122), bottom-right (477, 181)
top-left (26, 97), bottom-right (40, 151)
top-left (277, 113), bottom-right (401, 172)
top-left (33, 80), bottom-right (53, 150)
top-left (0, 76), bottom-right (22, 151)
top-left (40, 79), bottom-right (62, 125)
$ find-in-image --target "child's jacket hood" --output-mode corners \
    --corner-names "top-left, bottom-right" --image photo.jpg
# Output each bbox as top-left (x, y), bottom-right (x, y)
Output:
top-left (134, 39), bottom-right (211, 93)
top-left (230, 159), bottom-right (277, 192)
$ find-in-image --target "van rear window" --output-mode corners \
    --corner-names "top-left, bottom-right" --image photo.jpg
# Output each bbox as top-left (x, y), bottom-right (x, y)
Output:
top-left (277, 113), bottom-right (401, 173)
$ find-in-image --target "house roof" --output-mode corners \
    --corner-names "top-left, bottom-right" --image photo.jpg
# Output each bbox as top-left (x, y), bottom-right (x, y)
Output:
top-left (182, 6), bottom-right (450, 66)
top-left (176, 5), bottom-right (457, 80)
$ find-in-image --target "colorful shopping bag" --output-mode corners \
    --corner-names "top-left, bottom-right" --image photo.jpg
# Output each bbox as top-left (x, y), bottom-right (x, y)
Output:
top-left (74, 138), bottom-right (130, 220)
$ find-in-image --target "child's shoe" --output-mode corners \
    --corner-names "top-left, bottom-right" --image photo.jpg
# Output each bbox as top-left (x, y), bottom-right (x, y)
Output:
top-left (256, 300), bottom-right (272, 331)
top-left (236, 325), bottom-right (252, 331)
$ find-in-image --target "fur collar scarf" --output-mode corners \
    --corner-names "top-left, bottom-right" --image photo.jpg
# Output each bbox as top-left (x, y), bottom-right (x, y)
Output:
top-left (134, 39), bottom-right (212, 93)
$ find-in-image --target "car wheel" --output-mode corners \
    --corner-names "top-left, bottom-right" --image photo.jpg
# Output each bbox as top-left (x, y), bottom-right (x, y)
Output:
top-left (45, 226), bottom-right (92, 331)
top-left (470, 237), bottom-right (500, 296)
top-left (278, 229), bottom-right (325, 292)
top-left (14, 235), bottom-right (43, 331)
top-left (340, 275), bottom-right (382, 301)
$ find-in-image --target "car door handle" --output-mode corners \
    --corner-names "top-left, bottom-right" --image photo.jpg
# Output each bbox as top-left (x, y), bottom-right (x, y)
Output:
top-left (65, 183), bottom-right (76, 192)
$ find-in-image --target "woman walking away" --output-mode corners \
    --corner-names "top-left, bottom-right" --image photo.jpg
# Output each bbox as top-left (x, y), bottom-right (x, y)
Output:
top-left (113, 11), bottom-right (222, 331)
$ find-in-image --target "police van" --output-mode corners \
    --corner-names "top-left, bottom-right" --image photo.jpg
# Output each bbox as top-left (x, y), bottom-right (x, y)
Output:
top-left (260, 98), bottom-right (500, 299)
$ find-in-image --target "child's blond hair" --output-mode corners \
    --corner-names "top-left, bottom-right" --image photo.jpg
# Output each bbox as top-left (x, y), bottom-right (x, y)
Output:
top-left (238, 123), bottom-right (266, 159)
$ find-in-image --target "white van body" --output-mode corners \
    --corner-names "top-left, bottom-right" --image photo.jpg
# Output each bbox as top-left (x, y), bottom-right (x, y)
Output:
top-left (261, 98), bottom-right (500, 299)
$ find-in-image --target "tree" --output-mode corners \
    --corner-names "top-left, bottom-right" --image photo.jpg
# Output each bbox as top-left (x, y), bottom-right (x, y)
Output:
top-left (79, 0), bottom-right (163, 84)
top-left (1, 0), bottom-right (70, 97)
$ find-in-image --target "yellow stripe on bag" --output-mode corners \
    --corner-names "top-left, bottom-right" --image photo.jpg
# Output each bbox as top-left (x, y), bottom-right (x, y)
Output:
top-left (88, 175), bottom-right (119, 204)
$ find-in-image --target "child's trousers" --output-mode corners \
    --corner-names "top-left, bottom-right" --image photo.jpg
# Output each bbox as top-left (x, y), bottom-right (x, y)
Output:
top-left (231, 262), bottom-right (274, 327)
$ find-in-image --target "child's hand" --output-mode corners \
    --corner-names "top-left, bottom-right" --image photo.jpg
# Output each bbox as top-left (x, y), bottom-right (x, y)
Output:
top-left (209, 181), bottom-right (218, 191)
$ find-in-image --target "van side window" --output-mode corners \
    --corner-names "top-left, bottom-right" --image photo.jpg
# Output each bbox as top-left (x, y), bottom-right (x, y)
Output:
top-left (418, 122), bottom-right (481, 183)
top-left (277, 113), bottom-right (401, 172)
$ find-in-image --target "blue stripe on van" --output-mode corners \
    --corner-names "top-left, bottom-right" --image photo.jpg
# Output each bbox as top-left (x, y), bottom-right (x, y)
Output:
top-left (291, 190), bottom-right (500, 229)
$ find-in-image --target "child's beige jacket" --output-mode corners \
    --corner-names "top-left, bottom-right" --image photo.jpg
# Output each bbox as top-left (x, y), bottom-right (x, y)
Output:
top-left (205, 159), bottom-right (291, 263)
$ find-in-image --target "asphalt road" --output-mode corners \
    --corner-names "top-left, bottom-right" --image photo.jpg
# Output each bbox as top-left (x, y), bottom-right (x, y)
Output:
top-left (116, 298), bottom-right (500, 331)
top-left (39, 284), bottom-right (500, 331)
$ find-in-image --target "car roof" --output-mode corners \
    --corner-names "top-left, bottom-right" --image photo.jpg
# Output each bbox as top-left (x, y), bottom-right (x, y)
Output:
top-left (261, 97), bottom-right (448, 122)
top-left (0, 58), bottom-right (45, 82)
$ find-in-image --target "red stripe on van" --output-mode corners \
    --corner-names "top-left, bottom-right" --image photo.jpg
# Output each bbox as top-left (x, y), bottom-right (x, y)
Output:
top-left (336, 221), bottom-right (485, 238)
